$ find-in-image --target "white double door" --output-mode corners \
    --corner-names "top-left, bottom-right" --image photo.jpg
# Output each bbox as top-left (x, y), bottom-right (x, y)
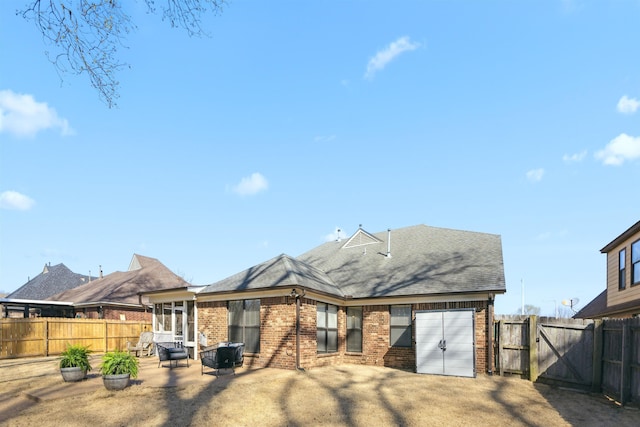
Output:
top-left (415, 310), bottom-right (476, 378)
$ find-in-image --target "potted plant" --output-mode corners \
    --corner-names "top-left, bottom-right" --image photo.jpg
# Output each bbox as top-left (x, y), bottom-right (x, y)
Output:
top-left (59, 344), bottom-right (92, 382)
top-left (99, 350), bottom-right (139, 391)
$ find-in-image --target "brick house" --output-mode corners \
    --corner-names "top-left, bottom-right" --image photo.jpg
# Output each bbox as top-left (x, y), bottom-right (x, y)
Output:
top-left (48, 254), bottom-right (190, 321)
top-left (575, 220), bottom-right (640, 319)
top-left (146, 224), bottom-right (506, 376)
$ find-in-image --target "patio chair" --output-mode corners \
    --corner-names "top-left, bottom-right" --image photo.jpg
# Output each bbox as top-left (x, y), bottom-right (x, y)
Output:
top-left (126, 331), bottom-right (155, 357)
top-left (200, 344), bottom-right (241, 376)
top-left (156, 342), bottom-right (189, 368)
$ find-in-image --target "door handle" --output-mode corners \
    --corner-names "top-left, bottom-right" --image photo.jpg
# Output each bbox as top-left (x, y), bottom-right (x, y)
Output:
top-left (438, 339), bottom-right (447, 351)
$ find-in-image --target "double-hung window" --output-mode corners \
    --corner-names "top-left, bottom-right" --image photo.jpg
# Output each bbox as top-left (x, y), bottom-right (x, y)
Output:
top-left (633, 240), bottom-right (640, 285)
top-left (317, 303), bottom-right (337, 353)
top-left (619, 249), bottom-right (627, 290)
top-left (390, 305), bottom-right (412, 347)
top-left (228, 299), bottom-right (260, 353)
top-left (346, 307), bottom-right (363, 353)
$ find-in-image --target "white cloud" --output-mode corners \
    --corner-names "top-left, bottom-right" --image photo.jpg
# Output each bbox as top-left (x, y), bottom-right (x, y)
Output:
top-left (324, 227), bottom-right (348, 242)
top-left (231, 172), bottom-right (268, 196)
top-left (314, 135), bottom-right (336, 143)
top-left (0, 191), bottom-right (36, 210)
top-left (562, 150), bottom-right (587, 163)
top-left (0, 90), bottom-right (74, 138)
top-left (595, 133), bottom-right (640, 166)
top-left (364, 36), bottom-right (421, 80)
top-left (617, 95), bottom-right (640, 115)
top-left (526, 168), bottom-right (545, 182)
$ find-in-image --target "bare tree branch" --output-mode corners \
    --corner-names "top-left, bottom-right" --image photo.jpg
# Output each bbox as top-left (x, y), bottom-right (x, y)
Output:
top-left (20, 0), bottom-right (227, 108)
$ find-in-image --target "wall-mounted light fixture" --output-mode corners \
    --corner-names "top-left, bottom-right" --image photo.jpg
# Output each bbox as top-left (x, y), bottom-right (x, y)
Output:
top-left (288, 288), bottom-right (306, 304)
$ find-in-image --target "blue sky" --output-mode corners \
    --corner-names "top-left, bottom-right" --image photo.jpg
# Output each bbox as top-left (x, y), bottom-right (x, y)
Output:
top-left (1, 0), bottom-right (638, 316)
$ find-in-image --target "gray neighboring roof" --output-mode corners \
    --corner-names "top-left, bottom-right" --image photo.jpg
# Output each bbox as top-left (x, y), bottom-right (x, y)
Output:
top-left (48, 254), bottom-right (189, 307)
top-left (202, 224), bottom-right (506, 300)
top-left (7, 263), bottom-right (95, 300)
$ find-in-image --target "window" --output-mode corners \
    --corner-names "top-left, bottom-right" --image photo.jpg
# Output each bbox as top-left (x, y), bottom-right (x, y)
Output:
top-left (228, 299), bottom-right (260, 353)
top-left (163, 303), bottom-right (172, 332)
top-left (346, 307), bottom-right (363, 353)
top-left (317, 303), bottom-right (337, 353)
top-left (619, 249), bottom-right (627, 290)
top-left (390, 305), bottom-right (412, 347)
top-left (633, 240), bottom-right (640, 285)
top-left (187, 301), bottom-right (195, 342)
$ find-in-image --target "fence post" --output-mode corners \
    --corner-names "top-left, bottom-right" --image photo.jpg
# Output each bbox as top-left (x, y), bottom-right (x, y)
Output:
top-left (591, 319), bottom-right (603, 392)
top-left (44, 319), bottom-right (49, 357)
top-left (529, 315), bottom-right (538, 382)
top-left (621, 322), bottom-right (631, 405)
top-left (498, 320), bottom-right (504, 376)
top-left (104, 320), bottom-right (108, 353)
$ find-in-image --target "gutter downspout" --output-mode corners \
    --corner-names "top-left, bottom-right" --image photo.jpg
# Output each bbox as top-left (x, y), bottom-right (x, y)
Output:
top-left (487, 294), bottom-right (495, 375)
top-left (296, 295), bottom-right (302, 370)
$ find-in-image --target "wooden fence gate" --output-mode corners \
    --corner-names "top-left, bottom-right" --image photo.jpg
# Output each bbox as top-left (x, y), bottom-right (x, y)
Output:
top-left (535, 318), bottom-right (596, 389)
top-left (495, 315), bottom-right (640, 406)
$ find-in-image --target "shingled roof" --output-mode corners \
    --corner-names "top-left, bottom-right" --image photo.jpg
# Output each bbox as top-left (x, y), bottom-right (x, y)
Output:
top-left (201, 254), bottom-right (339, 296)
top-left (48, 254), bottom-right (189, 307)
top-left (8, 263), bottom-right (95, 300)
top-left (201, 224), bottom-right (506, 300)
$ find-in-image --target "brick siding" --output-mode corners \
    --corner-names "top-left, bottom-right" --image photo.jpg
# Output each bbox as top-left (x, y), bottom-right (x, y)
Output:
top-left (197, 298), bottom-right (492, 373)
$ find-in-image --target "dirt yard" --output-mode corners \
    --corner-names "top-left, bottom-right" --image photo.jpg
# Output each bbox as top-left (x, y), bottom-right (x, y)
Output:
top-left (1, 356), bottom-right (639, 427)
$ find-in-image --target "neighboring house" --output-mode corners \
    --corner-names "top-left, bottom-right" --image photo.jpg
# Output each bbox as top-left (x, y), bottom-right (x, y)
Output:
top-left (145, 224), bottom-right (506, 376)
top-left (1, 263), bottom-right (95, 318)
top-left (48, 254), bottom-right (190, 321)
top-left (575, 220), bottom-right (640, 319)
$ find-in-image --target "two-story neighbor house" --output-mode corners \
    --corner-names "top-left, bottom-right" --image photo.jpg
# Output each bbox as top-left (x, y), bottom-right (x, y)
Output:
top-left (145, 224), bottom-right (506, 377)
top-left (575, 220), bottom-right (640, 319)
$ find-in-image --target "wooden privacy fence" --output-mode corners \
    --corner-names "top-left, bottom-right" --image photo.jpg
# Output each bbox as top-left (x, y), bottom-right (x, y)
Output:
top-left (495, 315), bottom-right (640, 406)
top-left (0, 317), bottom-right (152, 359)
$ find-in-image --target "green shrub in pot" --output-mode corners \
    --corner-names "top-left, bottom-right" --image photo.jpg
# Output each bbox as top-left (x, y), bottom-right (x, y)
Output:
top-left (59, 344), bottom-right (92, 372)
top-left (59, 344), bottom-right (92, 382)
top-left (100, 350), bottom-right (139, 377)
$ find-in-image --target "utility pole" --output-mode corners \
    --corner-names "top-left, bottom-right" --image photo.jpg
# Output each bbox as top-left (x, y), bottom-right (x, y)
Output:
top-left (521, 278), bottom-right (525, 315)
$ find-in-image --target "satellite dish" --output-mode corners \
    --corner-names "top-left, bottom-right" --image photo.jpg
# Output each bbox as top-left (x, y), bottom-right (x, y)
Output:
top-left (561, 298), bottom-right (580, 312)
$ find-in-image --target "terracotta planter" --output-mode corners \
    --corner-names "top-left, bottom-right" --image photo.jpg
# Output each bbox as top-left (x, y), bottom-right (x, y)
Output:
top-left (60, 366), bottom-right (85, 382)
top-left (102, 373), bottom-right (130, 391)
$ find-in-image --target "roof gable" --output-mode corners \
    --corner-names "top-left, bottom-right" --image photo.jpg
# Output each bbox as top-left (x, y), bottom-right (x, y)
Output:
top-left (341, 227), bottom-right (383, 250)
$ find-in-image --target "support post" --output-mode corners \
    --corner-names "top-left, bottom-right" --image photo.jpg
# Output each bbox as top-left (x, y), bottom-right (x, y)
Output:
top-left (529, 315), bottom-right (538, 382)
top-left (591, 319), bottom-right (603, 392)
top-left (498, 320), bottom-right (504, 376)
top-left (44, 319), bottom-right (49, 357)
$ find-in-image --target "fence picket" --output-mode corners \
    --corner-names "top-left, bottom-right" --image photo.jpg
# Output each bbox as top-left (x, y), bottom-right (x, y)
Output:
top-left (0, 318), bottom-right (152, 359)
